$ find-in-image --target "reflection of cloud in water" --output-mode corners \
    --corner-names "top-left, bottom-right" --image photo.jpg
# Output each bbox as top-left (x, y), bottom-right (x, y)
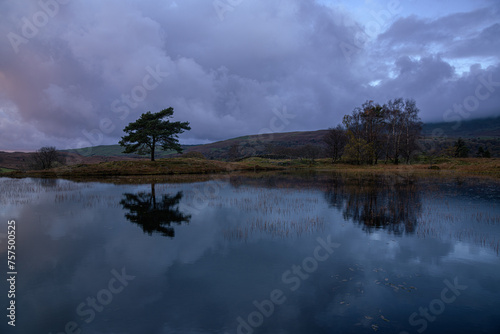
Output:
top-left (0, 179), bottom-right (220, 333)
top-left (1, 176), bottom-right (499, 333)
top-left (212, 185), bottom-right (328, 240)
top-left (224, 173), bottom-right (499, 253)
top-left (224, 173), bottom-right (422, 237)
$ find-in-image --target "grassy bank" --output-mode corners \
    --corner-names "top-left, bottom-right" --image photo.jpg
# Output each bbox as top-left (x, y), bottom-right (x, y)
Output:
top-left (240, 157), bottom-right (500, 177)
top-left (4, 157), bottom-right (284, 178)
top-left (4, 156), bottom-right (500, 179)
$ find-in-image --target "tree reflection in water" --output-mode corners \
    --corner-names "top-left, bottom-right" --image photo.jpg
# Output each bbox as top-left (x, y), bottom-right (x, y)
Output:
top-left (325, 174), bottom-right (421, 234)
top-left (120, 184), bottom-right (191, 237)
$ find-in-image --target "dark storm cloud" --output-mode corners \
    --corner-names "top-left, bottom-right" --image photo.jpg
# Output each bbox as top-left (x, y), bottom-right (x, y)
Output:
top-left (372, 6), bottom-right (500, 121)
top-left (372, 57), bottom-right (500, 121)
top-left (0, 0), bottom-right (499, 151)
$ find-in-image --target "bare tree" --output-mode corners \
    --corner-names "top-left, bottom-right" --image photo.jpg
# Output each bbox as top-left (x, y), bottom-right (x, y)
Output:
top-left (400, 98), bottom-right (423, 164)
top-left (384, 98), bottom-right (404, 164)
top-left (360, 101), bottom-right (385, 164)
top-left (323, 125), bottom-right (347, 163)
top-left (343, 101), bottom-right (383, 165)
top-left (342, 98), bottom-right (422, 165)
top-left (29, 146), bottom-right (65, 170)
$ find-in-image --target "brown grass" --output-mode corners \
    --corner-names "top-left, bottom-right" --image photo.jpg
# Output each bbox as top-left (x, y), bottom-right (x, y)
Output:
top-left (6, 156), bottom-right (283, 179)
top-left (5, 157), bottom-right (499, 180)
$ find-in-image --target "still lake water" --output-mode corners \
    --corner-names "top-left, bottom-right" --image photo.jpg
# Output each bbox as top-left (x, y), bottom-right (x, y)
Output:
top-left (0, 173), bottom-right (499, 334)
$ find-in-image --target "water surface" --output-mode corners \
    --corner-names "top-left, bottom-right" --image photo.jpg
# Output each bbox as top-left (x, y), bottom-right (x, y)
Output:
top-left (0, 173), bottom-right (499, 333)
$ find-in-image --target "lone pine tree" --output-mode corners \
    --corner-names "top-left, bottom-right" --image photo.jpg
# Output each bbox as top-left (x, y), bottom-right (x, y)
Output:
top-left (119, 108), bottom-right (191, 161)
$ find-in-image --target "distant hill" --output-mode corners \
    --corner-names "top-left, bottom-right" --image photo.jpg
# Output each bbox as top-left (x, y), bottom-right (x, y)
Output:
top-left (2, 117), bottom-right (499, 171)
top-left (64, 117), bottom-right (500, 159)
top-left (62, 130), bottom-right (330, 161)
top-left (65, 117), bottom-right (500, 162)
top-left (1, 130), bottom-right (329, 170)
top-left (421, 117), bottom-right (500, 157)
top-left (184, 130), bottom-right (330, 160)
top-left (63, 145), bottom-right (182, 158)
top-left (422, 116), bottom-right (500, 138)
top-left (0, 150), bottom-right (140, 171)
top-left (0, 151), bottom-right (32, 171)
top-left (64, 145), bottom-right (132, 157)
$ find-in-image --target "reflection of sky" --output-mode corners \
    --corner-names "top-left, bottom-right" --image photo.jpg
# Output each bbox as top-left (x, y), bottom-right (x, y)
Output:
top-left (0, 176), bottom-right (499, 333)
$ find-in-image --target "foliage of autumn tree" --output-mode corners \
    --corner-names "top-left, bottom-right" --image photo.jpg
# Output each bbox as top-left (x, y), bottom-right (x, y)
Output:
top-left (341, 98), bottom-right (422, 165)
top-left (342, 131), bottom-right (373, 165)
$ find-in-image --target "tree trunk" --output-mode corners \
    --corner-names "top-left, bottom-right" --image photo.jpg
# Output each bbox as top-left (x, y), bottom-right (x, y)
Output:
top-left (151, 139), bottom-right (156, 161)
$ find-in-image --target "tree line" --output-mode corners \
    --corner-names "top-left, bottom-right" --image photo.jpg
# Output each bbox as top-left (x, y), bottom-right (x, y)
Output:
top-left (452, 138), bottom-right (491, 158)
top-left (24, 101), bottom-right (492, 170)
top-left (324, 98), bottom-right (423, 165)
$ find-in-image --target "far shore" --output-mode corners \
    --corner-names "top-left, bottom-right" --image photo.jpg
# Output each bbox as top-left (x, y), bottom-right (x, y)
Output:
top-left (2, 157), bottom-right (499, 181)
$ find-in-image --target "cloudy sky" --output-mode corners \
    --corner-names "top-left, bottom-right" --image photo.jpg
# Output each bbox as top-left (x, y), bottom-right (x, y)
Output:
top-left (0, 0), bottom-right (499, 151)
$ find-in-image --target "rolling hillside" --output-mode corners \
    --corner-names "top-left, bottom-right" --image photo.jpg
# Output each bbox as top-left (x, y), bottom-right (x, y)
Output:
top-left (63, 145), bottom-right (181, 158)
top-left (422, 116), bottom-right (500, 138)
top-left (62, 130), bottom-right (330, 161)
top-left (2, 117), bottom-right (499, 171)
top-left (64, 116), bottom-right (500, 162)
top-left (0, 151), bottom-right (140, 171)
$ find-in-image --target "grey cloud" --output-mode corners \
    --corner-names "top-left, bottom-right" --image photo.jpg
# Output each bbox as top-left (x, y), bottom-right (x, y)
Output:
top-left (377, 8), bottom-right (499, 58)
top-left (0, 0), bottom-right (499, 151)
top-left (447, 23), bottom-right (500, 58)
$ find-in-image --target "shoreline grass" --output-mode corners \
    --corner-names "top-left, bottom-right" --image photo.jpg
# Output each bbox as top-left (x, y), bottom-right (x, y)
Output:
top-left (3, 156), bottom-right (499, 180)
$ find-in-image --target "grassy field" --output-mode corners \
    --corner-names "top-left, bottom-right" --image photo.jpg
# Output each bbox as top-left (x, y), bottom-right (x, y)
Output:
top-left (5, 156), bottom-right (500, 179)
top-left (5, 156), bottom-right (283, 178)
top-left (0, 167), bottom-right (15, 173)
top-left (242, 157), bottom-right (500, 177)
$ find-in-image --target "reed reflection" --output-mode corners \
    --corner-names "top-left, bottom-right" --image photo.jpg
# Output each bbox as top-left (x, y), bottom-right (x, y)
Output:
top-left (120, 184), bottom-right (191, 237)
